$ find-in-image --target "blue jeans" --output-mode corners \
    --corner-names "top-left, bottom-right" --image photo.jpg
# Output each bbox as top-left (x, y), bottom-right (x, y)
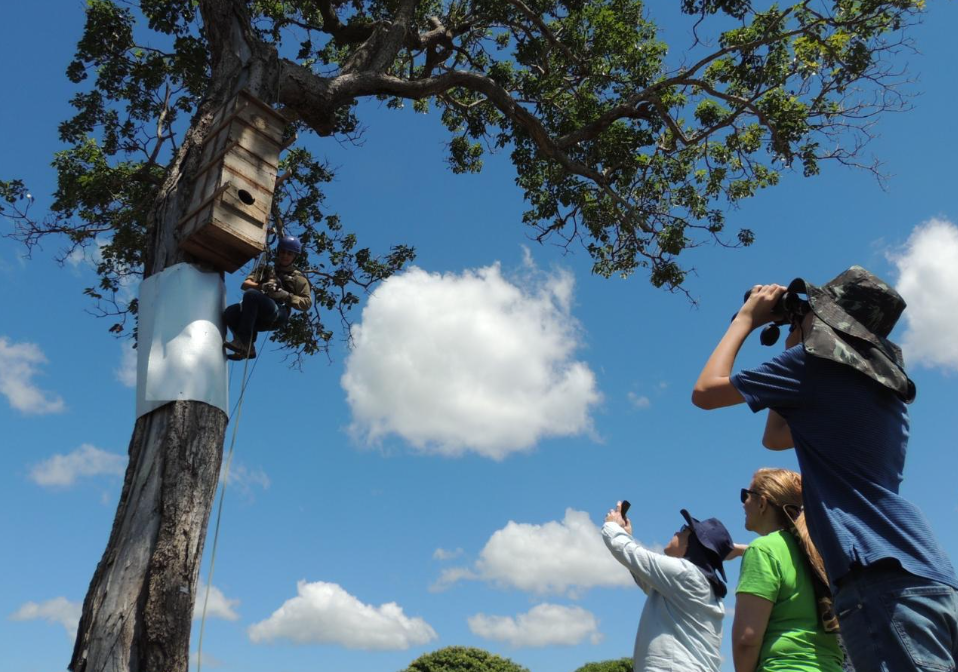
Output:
top-left (223, 290), bottom-right (288, 344)
top-left (834, 562), bottom-right (958, 672)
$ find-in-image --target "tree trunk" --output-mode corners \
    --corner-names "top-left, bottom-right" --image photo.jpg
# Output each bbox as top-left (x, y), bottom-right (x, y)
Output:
top-left (69, 401), bottom-right (227, 672)
top-left (67, 5), bottom-right (284, 669)
top-left (69, 80), bottom-right (235, 672)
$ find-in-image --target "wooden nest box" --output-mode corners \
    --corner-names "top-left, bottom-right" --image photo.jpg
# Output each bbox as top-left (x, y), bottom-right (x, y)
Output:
top-left (178, 90), bottom-right (288, 272)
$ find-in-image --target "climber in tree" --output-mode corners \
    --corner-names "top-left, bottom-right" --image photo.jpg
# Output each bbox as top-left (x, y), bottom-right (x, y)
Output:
top-left (223, 235), bottom-right (312, 360)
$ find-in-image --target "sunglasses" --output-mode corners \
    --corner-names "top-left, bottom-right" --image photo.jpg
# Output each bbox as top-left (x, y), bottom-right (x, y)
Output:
top-left (740, 488), bottom-right (760, 504)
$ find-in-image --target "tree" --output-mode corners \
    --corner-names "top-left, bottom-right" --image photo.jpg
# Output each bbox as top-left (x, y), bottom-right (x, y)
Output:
top-left (0, 0), bottom-right (924, 670)
top-left (572, 658), bottom-right (633, 672)
top-left (401, 645), bottom-right (530, 672)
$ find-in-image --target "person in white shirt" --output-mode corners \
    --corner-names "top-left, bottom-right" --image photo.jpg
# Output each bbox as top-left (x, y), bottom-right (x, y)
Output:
top-left (603, 502), bottom-right (745, 672)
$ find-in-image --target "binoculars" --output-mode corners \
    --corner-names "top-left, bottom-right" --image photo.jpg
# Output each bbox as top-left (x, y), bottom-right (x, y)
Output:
top-left (736, 288), bottom-right (810, 346)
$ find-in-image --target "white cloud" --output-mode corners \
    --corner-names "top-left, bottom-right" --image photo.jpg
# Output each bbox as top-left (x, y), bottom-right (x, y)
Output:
top-left (10, 597), bottom-right (81, 636)
top-left (30, 444), bottom-right (126, 487)
top-left (468, 604), bottom-right (602, 648)
top-left (430, 567), bottom-right (478, 591)
top-left (341, 258), bottom-right (601, 460)
top-left (890, 218), bottom-right (958, 372)
top-left (221, 462), bottom-right (271, 496)
top-left (190, 651), bottom-right (224, 668)
top-left (433, 547), bottom-right (464, 561)
top-left (195, 581), bottom-right (240, 622)
top-left (627, 392), bottom-right (651, 409)
top-left (115, 342), bottom-right (137, 388)
top-left (66, 237), bottom-right (107, 269)
top-left (248, 581), bottom-right (437, 650)
top-left (0, 337), bottom-right (65, 414)
top-left (65, 239), bottom-right (138, 306)
top-left (432, 509), bottom-right (633, 596)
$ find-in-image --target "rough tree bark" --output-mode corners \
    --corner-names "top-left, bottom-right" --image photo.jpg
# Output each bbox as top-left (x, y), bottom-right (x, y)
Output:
top-left (69, 403), bottom-right (227, 672)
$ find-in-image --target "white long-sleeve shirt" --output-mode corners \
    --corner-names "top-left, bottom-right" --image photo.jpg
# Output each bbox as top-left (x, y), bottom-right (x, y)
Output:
top-left (602, 522), bottom-right (724, 672)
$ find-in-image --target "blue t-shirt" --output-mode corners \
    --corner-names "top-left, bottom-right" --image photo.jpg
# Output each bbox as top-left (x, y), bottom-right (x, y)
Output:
top-left (730, 345), bottom-right (958, 592)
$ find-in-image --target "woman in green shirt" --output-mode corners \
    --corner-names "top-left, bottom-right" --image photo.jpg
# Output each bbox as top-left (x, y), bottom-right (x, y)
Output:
top-left (732, 468), bottom-right (843, 672)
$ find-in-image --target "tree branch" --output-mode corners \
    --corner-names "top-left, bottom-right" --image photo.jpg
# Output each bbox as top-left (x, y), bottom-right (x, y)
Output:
top-left (310, 0), bottom-right (377, 44)
top-left (331, 70), bottom-right (651, 230)
top-left (502, 0), bottom-right (580, 67)
top-left (677, 77), bottom-right (788, 155)
top-left (368, 0), bottom-right (422, 72)
top-left (555, 99), bottom-right (656, 149)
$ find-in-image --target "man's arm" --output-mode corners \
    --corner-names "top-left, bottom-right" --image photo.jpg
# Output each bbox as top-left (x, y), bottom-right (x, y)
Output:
top-left (725, 543), bottom-right (750, 561)
top-left (692, 284), bottom-right (786, 409)
top-left (241, 265), bottom-right (272, 291)
top-left (602, 522), bottom-right (692, 597)
top-left (287, 275), bottom-right (312, 311)
top-left (691, 316), bottom-right (751, 409)
top-left (762, 410), bottom-right (794, 450)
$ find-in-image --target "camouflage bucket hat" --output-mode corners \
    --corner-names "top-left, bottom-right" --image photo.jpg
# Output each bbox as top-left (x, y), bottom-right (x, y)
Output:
top-left (786, 265), bottom-right (917, 403)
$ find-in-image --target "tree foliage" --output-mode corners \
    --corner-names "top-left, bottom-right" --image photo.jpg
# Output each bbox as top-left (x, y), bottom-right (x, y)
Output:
top-left (401, 646), bottom-right (530, 672)
top-left (1, 0), bottom-right (925, 354)
top-left (572, 658), bottom-right (633, 672)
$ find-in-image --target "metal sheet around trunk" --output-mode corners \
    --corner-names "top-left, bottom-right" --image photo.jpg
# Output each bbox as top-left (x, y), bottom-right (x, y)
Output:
top-left (136, 263), bottom-right (229, 419)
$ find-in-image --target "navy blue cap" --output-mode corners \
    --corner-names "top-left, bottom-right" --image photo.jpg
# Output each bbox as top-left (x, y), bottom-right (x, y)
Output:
top-left (681, 509), bottom-right (734, 582)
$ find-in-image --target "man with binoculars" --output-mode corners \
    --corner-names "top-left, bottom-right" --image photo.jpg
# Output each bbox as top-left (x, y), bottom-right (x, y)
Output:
top-left (691, 266), bottom-right (957, 671)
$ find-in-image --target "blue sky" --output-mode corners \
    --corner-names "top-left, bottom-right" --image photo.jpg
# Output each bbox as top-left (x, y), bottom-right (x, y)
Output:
top-left (2, 2), bottom-right (957, 672)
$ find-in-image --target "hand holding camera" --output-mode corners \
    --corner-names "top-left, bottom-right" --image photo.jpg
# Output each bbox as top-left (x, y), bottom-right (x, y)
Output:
top-left (605, 500), bottom-right (633, 535)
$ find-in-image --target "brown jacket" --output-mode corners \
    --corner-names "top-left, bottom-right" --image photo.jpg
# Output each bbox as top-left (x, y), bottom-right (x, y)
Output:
top-left (246, 264), bottom-right (312, 312)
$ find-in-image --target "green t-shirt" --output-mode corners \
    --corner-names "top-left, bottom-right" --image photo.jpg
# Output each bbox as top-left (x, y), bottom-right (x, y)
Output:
top-left (736, 530), bottom-right (843, 672)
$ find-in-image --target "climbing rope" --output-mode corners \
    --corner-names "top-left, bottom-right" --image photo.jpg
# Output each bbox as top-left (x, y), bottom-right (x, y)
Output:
top-left (195, 333), bottom-right (261, 672)
top-left (196, 236), bottom-right (286, 670)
